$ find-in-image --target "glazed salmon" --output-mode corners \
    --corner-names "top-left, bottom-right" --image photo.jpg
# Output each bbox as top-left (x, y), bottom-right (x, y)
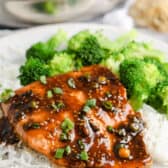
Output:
top-left (1, 65), bottom-right (152, 168)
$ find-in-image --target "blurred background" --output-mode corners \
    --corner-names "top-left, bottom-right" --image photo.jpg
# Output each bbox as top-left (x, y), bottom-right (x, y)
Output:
top-left (0, 0), bottom-right (168, 42)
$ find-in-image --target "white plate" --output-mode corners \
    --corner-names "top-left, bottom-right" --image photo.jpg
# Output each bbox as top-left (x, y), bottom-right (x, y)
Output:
top-left (0, 23), bottom-right (168, 168)
top-left (5, 0), bottom-right (96, 23)
top-left (0, 0), bottom-right (123, 28)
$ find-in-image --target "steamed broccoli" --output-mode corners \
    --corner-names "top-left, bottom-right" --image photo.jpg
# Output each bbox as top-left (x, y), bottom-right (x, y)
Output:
top-left (101, 40), bottom-right (165, 77)
top-left (26, 29), bottom-right (67, 62)
top-left (94, 30), bottom-right (137, 51)
top-left (19, 58), bottom-right (49, 85)
top-left (68, 30), bottom-right (91, 52)
top-left (33, 0), bottom-right (56, 14)
top-left (68, 30), bottom-right (137, 53)
top-left (101, 52), bottom-right (124, 76)
top-left (76, 36), bottom-right (106, 65)
top-left (148, 81), bottom-right (168, 116)
top-left (119, 58), bottom-right (164, 110)
top-left (48, 52), bottom-right (75, 76)
top-left (163, 62), bottom-right (168, 75)
top-left (68, 30), bottom-right (106, 65)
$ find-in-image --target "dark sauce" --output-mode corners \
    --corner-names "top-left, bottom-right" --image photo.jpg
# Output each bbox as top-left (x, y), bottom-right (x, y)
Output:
top-left (8, 90), bottom-right (40, 123)
top-left (0, 117), bottom-right (19, 144)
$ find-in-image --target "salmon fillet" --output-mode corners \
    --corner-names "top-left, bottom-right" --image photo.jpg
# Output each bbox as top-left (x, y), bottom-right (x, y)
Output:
top-left (1, 65), bottom-right (152, 168)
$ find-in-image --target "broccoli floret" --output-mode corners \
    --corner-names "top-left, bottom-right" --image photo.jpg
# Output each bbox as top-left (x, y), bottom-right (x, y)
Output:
top-left (33, 0), bottom-right (56, 14)
top-left (19, 58), bottom-right (49, 85)
top-left (68, 30), bottom-right (91, 51)
top-left (94, 30), bottom-right (137, 51)
top-left (68, 30), bottom-right (137, 53)
top-left (48, 52), bottom-right (75, 76)
top-left (76, 36), bottom-right (106, 65)
top-left (163, 62), bottom-right (168, 75)
top-left (119, 59), bottom-right (149, 110)
top-left (144, 57), bottom-right (167, 78)
top-left (101, 40), bottom-right (164, 77)
top-left (26, 29), bottom-right (67, 62)
top-left (148, 81), bottom-right (168, 117)
top-left (101, 52), bottom-right (124, 76)
top-left (68, 30), bottom-right (106, 65)
top-left (119, 58), bottom-right (164, 110)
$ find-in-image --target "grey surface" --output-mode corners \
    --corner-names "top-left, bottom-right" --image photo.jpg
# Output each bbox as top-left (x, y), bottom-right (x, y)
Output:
top-left (0, 0), bottom-right (31, 28)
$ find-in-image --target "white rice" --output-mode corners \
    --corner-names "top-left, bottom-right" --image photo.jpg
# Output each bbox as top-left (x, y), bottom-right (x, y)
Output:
top-left (0, 142), bottom-right (54, 168)
top-left (141, 104), bottom-right (168, 167)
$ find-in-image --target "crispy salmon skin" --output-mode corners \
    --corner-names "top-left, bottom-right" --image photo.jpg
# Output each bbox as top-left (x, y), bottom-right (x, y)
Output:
top-left (1, 65), bottom-right (152, 168)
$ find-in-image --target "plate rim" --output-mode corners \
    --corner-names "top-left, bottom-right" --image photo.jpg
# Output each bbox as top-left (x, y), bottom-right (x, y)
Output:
top-left (0, 23), bottom-right (167, 51)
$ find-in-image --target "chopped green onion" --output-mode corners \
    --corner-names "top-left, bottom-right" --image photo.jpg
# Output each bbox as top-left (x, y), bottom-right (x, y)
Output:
top-left (65, 145), bottom-right (71, 155)
top-left (82, 98), bottom-right (97, 113)
top-left (67, 78), bottom-right (76, 89)
top-left (55, 148), bottom-right (65, 159)
top-left (107, 126), bottom-right (114, 133)
top-left (82, 105), bottom-right (91, 113)
top-left (40, 75), bottom-right (47, 84)
top-left (53, 87), bottom-right (63, 95)
top-left (61, 118), bottom-right (74, 133)
top-left (105, 91), bottom-right (112, 98)
top-left (0, 89), bottom-right (15, 103)
top-left (80, 151), bottom-right (88, 161)
top-left (29, 101), bottom-right (38, 109)
top-left (32, 123), bottom-right (40, 129)
top-left (51, 102), bottom-right (58, 110)
top-left (47, 90), bottom-right (53, 98)
top-left (51, 101), bottom-right (65, 111)
top-left (60, 132), bottom-right (68, 141)
top-left (83, 73), bottom-right (91, 82)
top-left (85, 99), bottom-right (96, 108)
top-left (92, 82), bottom-right (99, 89)
top-left (78, 140), bottom-right (85, 150)
top-left (102, 101), bottom-right (113, 110)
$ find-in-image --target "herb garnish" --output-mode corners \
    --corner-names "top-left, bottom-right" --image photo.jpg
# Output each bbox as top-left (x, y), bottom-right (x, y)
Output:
top-left (65, 145), bottom-right (71, 155)
top-left (32, 123), bottom-right (40, 129)
top-left (61, 118), bottom-right (74, 133)
top-left (60, 118), bottom-right (74, 142)
top-left (60, 132), bottom-right (69, 141)
top-left (67, 78), bottom-right (76, 89)
top-left (107, 126), bottom-right (114, 133)
top-left (51, 101), bottom-right (65, 112)
top-left (47, 90), bottom-right (53, 98)
top-left (54, 145), bottom-right (71, 159)
top-left (78, 140), bottom-right (85, 150)
top-left (82, 98), bottom-right (96, 113)
top-left (40, 75), bottom-right (47, 84)
top-left (82, 105), bottom-right (91, 113)
top-left (29, 101), bottom-right (38, 109)
top-left (55, 148), bottom-right (65, 159)
top-left (0, 89), bottom-right (15, 103)
top-left (53, 87), bottom-right (63, 95)
top-left (80, 151), bottom-right (89, 161)
top-left (102, 100), bottom-right (113, 110)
